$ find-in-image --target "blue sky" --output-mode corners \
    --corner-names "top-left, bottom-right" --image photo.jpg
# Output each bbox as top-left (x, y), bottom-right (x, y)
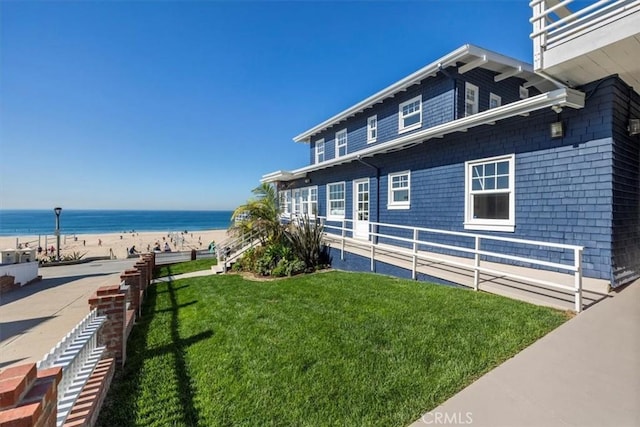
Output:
top-left (1, 1), bottom-right (535, 210)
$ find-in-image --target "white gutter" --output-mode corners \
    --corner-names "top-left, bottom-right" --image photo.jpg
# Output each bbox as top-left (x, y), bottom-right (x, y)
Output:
top-left (262, 87), bottom-right (585, 183)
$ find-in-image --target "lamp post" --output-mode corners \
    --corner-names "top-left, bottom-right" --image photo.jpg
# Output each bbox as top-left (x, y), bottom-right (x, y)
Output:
top-left (54, 207), bottom-right (62, 261)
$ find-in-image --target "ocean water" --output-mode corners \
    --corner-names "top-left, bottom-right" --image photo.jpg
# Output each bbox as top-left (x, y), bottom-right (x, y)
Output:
top-left (0, 210), bottom-right (234, 236)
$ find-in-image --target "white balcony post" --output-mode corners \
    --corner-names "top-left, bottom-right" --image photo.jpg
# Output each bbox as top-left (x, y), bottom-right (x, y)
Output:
top-left (532, 0), bottom-right (547, 70)
top-left (574, 247), bottom-right (583, 313)
top-left (474, 236), bottom-right (480, 291)
top-left (370, 243), bottom-right (375, 272)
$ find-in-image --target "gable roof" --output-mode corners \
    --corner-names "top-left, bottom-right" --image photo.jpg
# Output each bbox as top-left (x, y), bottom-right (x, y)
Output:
top-left (293, 44), bottom-right (557, 143)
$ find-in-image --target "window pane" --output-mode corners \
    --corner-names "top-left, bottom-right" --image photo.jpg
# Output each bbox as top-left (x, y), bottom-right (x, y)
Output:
top-left (497, 161), bottom-right (509, 175)
top-left (403, 114), bottom-right (420, 127)
top-left (473, 193), bottom-right (509, 219)
top-left (485, 163), bottom-right (495, 175)
top-left (472, 178), bottom-right (483, 191)
top-left (393, 189), bottom-right (409, 202)
top-left (497, 176), bottom-right (509, 189)
top-left (485, 177), bottom-right (495, 190)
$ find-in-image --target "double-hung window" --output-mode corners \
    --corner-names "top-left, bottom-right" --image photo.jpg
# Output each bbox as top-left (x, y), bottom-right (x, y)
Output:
top-left (289, 186), bottom-right (317, 218)
top-left (464, 154), bottom-right (515, 232)
top-left (336, 129), bottom-right (347, 157)
top-left (388, 171), bottom-right (410, 209)
top-left (315, 139), bottom-right (325, 163)
top-left (489, 93), bottom-right (501, 109)
top-left (327, 182), bottom-right (346, 220)
top-left (398, 95), bottom-right (422, 133)
top-left (465, 83), bottom-right (479, 116)
top-left (367, 115), bottom-right (377, 143)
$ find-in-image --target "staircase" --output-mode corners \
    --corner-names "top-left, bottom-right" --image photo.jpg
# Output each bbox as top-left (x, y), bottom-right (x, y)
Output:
top-left (212, 230), bottom-right (261, 274)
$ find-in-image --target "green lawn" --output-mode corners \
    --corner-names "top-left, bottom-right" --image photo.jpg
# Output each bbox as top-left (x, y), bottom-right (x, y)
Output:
top-left (98, 271), bottom-right (568, 427)
top-left (154, 258), bottom-right (218, 278)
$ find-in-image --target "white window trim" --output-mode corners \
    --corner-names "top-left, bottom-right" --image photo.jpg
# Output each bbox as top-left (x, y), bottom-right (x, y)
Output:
top-left (327, 181), bottom-right (346, 220)
top-left (465, 82), bottom-right (479, 116)
top-left (315, 139), bottom-right (325, 164)
top-left (335, 129), bottom-right (347, 158)
top-left (464, 154), bottom-right (515, 232)
top-left (290, 186), bottom-right (318, 218)
top-left (367, 115), bottom-right (377, 143)
top-left (387, 171), bottom-right (411, 210)
top-left (398, 95), bottom-right (422, 134)
top-left (489, 93), bottom-right (501, 109)
top-left (280, 190), bottom-right (291, 218)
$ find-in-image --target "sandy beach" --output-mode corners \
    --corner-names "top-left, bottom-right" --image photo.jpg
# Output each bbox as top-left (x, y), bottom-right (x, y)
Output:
top-left (0, 229), bottom-right (231, 261)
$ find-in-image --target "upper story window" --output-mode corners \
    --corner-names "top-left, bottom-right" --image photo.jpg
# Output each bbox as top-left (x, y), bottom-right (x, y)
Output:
top-left (398, 95), bottom-right (422, 133)
top-left (327, 182), bottom-right (346, 220)
top-left (465, 83), bottom-right (479, 116)
top-left (464, 154), bottom-right (515, 232)
top-left (489, 93), bottom-right (501, 109)
top-left (388, 171), bottom-right (410, 210)
top-left (367, 115), bottom-right (377, 143)
top-left (336, 129), bottom-right (347, 157)
top-left (315, 139), bottom-right (325, 163)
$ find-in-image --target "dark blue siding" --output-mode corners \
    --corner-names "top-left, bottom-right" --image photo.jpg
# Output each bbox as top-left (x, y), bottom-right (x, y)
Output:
top-left (287, 77), bottom-right (632, 284)
top-left (611, 78), bottom-right (640, 285)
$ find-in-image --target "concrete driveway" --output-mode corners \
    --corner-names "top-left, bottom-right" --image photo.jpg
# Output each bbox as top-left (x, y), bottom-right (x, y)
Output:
top-left (0, 259), bottom-right (137, 369)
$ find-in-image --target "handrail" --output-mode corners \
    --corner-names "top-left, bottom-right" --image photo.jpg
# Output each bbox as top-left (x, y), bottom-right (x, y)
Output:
top-left (38, 309), bottom-right (107, 426)
top-left (216, 229), bottom-right (261, 272)
top-left (315, 215), bottom-right (584, 312)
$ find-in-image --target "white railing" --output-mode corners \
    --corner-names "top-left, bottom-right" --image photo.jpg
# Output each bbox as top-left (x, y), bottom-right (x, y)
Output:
top-left (315, 217), bottom-right (584, 312)
top-left (530, 0), bottom-right (640, 69)
top-left (216, 229), bottom-right (261, 272)
top-left (38, 309), bottom-right (107, 427)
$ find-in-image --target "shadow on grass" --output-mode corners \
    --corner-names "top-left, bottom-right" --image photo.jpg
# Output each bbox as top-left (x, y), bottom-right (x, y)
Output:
top-left (96, 266), bottom-right (212, 426)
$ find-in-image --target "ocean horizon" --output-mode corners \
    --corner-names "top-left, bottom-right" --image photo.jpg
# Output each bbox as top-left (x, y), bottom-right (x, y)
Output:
top-left (0, 209), bottom-right (234, 236)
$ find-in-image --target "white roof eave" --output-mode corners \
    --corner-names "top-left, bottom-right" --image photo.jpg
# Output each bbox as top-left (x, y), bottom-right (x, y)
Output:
top-left (293, 44), bottom-right (552, 143)
top-left (263, 88), bottom-right (584, 183)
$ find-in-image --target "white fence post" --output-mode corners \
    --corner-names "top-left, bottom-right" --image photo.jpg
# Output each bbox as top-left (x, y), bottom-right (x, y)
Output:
top-left (412, 229), bottom-right (418, 280)
top-left (574, 247), bottom-right (583, 313)
top-left (474, 236), bottom-right (480, 291)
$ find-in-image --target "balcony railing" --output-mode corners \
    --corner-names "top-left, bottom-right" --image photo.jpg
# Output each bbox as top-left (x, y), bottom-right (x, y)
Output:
top-left (530, 0), bottom-right (640, 69)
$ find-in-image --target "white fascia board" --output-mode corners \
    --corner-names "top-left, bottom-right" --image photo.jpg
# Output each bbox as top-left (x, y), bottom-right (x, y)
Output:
top-left (280, 88), bottom-right (584, 179)
top-left (261, 170), bottom-right (299, 183)
top-left (294, 44), bottom-right (541, 143)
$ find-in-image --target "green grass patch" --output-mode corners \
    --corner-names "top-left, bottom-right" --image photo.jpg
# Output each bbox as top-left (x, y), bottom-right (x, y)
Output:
top-left (98, 271), bottom-right (568, 427)
top-left (154, 258), bottom-right (218, 278)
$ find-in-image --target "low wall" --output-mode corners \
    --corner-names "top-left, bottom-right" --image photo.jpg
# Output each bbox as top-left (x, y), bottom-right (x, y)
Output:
top-left (0, 253), bottom-right (157, 427)
top-left (0, 261), bottom-right (39, 286)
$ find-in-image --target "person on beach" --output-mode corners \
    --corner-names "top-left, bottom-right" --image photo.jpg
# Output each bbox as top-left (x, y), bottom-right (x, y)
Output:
top-left (164, 242), bottom-right (171, 252)
top-left (129, 246), bottom-right (138, 255)
top-left (98, 239), bottom-right (102, 246)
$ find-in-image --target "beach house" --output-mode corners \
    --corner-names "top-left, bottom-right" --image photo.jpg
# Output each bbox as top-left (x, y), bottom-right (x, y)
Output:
top-left (262, 1), bottom-right (640, 310)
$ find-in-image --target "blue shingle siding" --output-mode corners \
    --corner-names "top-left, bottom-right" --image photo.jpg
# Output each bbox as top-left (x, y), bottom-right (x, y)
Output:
top-left (287, 76), bottom-right (640, 284)
top-left (610, 78), bottom-right (640, 286)
top-left (453, 66), bottom-right (526, 119)
top-left (310, 72), bottom-right (457, 160)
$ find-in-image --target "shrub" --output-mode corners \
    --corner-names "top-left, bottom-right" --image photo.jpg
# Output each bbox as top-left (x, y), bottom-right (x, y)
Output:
top-left (285, 217), bottom-right (331, 271)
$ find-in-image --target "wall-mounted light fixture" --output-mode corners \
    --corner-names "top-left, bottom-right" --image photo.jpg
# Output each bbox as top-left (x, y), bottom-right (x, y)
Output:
top-left (550, 121), bottom-right (564, 139)
top-left (304, 178), bottom-right (311, 184)
top-left (628, 118), bottom-right (640, 136)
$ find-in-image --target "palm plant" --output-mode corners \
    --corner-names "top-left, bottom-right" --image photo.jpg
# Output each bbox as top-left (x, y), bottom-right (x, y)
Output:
top-left (231, 183), bottom-right (284, 245)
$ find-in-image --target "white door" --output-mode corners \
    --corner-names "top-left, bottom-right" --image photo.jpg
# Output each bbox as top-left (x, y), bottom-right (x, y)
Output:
top-left (353, 178), bottom-right (370, 240)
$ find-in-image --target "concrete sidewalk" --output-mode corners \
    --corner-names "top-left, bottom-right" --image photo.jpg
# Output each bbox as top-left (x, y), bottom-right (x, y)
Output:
top-left (411, 279), bottom-right (640, 427)
top-left (0, 259), bottom-right (136, 369)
